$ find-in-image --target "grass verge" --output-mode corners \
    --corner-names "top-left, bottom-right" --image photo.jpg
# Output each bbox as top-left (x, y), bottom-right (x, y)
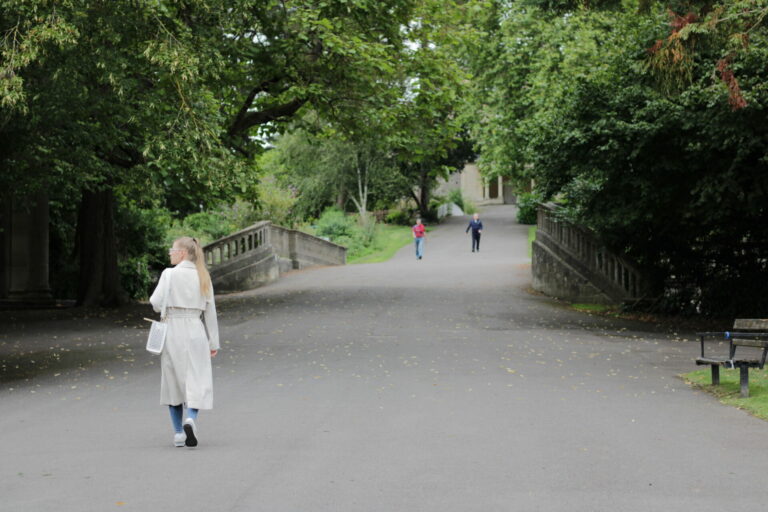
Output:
top-left (682, 368), bottom-right (768, 420)
top-left (571, 303), bottom-right (619, 314)
top-left (348, 224), bottom-right (414, 264)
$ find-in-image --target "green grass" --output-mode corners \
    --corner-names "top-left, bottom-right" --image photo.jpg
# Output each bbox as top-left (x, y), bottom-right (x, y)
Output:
top-left (571, 303), bottom-right (618, 314)
top-left (683, 368), bottom-right (768, 420)
top-left (348, 224), bottom-right (414, 264)
top-left (527, 226), bottom-right (536, 259)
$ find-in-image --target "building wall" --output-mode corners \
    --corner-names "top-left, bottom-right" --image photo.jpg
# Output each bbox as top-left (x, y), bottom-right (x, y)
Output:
top-left (433, 171), bottom-right (461, 199)
top-left (434, 163), bottom-right (515, 209)
top-left (460, 163), bottom-right (504, 205)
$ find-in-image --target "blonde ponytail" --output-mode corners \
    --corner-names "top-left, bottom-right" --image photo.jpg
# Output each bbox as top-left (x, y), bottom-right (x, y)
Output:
top-left (174, 236), bottom-right (213, 297)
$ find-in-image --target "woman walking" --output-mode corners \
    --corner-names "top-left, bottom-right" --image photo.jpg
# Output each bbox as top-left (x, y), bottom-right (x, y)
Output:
top-left (150, 237), bottom-right (219, 448)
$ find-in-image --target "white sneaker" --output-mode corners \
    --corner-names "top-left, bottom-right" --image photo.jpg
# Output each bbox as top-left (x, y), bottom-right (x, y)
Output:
top-left (173, 432), bottom-right (186, 447)
top-left (183, 418), bottom-right (198, 447)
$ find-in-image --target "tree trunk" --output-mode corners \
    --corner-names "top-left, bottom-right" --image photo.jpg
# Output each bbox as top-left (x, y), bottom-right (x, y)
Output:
top-left (418, 167), bottom-right (430, 218)
top-left (75, 188), bottom-right (126, 307)
top-left (335, 186), bottom-right (347, 210)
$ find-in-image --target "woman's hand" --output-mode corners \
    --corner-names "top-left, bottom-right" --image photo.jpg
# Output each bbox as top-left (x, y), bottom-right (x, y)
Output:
top-left (210, 350), bottom-right (218, 358)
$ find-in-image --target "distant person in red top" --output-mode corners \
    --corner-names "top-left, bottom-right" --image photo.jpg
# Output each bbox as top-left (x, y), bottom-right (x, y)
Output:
top-left (412, 218), bottom-right (426, 260)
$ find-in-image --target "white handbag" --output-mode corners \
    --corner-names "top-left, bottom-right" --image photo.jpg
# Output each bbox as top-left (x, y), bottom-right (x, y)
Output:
top-left (145, 320), bottom-right (168, 355)
top-left (145, 271), bottom-right (171, 355)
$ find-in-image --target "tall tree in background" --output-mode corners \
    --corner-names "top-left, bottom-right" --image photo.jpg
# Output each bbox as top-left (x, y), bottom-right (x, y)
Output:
top-left (264, 0), bottom-right (477, 220)
top-left (387, 0), bottom-right (475, 217)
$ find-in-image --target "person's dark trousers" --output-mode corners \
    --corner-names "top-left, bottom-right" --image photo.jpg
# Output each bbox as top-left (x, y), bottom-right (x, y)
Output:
top-left (472, 233), bottom-right (481, 252)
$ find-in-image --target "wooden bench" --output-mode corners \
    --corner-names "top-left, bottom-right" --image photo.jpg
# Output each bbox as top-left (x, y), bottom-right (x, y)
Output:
top-left (696, 319), bottom-right (768, 398)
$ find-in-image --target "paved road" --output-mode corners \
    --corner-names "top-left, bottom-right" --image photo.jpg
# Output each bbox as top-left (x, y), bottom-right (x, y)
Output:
top-left (1, 205), bottom-right (766, 512)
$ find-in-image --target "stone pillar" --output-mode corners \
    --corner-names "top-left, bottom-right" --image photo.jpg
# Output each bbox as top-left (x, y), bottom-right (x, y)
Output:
top-left (2, 193), bottom-right (54, 305)
top-left (288, 229), bottom-right (299, 270)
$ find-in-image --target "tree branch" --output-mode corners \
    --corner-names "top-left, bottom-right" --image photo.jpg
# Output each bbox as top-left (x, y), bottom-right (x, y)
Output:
top-left (102, 146), bottom-right (145, 169)
top-left (228, 97), bottom-right (308, 137)
top-left (229, 77), bottom-right (284, 135)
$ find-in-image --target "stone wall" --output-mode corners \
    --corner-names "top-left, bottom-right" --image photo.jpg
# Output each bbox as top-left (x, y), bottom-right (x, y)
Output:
top-left (532, 233), bottom-right (614, 304)
top-left (532, 204), bottom-right (649, 305)
top-left (271, 226), bottom-right (347, 272)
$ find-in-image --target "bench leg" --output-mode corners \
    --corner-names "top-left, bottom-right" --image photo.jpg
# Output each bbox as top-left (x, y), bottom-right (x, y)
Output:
top-left (740, 366), bottom-right (749, 398)
top-left (711, 365), bottom-right (720, 386)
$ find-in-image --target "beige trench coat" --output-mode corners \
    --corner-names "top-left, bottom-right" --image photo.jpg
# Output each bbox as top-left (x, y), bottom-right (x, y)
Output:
top-left (149, 260), bottom-right (219, 409)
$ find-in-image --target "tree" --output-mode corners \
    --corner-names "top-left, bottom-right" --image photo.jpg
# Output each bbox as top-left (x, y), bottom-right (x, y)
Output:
top-left (0, 0), bottom-right (431, 305)
top-left (466, 1), bottom-right (768, 316)
top-left (266, 124), bottom-right (406, 221)
top-left (2, 1), bottom-right (243, 305)
top-left (384, 0), bottom-right (476, 217)
top-left (264, 0), bottom-right (478, 221)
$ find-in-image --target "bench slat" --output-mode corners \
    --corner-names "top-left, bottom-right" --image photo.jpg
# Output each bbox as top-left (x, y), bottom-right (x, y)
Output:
top-left (696, 358), bottom-right (763, 367)
top-left (732, 338), bottom-right (768, 348)
top-left (696, 357), bottom-right (732, 366)
top-left (733, 319), bottom-right (768, 330)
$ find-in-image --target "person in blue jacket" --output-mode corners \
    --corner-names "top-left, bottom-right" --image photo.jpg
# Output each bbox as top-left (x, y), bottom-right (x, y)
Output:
top-left (466, 212), bottom-right (483, 252)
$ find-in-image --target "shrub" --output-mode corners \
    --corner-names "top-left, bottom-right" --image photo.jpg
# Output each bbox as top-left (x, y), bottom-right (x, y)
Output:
top-left (314, 208), bottom-right (385, 259)
top-left (166, 211), bottom-right (230, 246)
top-left (462, 198), bottom-right (478, 215)
top-left (120, 255), bottom-right (154, 301)
top-left (115, 204), bottom-right (172, 300)
top-left (516, 192), bottom-right (542, 225)
top-left (447, 189), bottom-right (465, 212)
top-left (255, 176), bottom-right (297, 227)
top-left (386, 208), bottom-right (412, 226)
top-left (358, 213), bottom-right (377, 245)
top-left (315, 207), bottom-right (357, 239)
top-left (220, 199), bottom-right (261, 231)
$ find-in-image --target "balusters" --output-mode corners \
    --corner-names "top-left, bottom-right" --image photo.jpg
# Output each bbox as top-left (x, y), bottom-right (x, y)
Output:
top-left (203, 223), bottom-right (269, 269)
top-left (538, 204), bottom-right (644, 300)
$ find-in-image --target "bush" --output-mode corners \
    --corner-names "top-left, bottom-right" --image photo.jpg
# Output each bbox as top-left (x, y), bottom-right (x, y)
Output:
top-left (358, 213), bottom-right (377, 246)
top-left (315, 208), bottom-right (384, 259)
top-left (255, 176), bottom-right (297, 227)
top-left (119, 255), bottom-right (154, 301)
top-left (447, 189), bottom-right (465, 212)
top-left (462, 198), bottom-right (478, 215)
top-left (165, 199), bottom-right (260, 248)
top-left (516, 192), bottom-right (541, 225)
top-left (315, 207), bottom-right (357, 239)
top-left (166, 211), bottom-right (230, 247)
top-left (386, 208), bottom-right (412, 226)
top-left (114, 204), bottom-right (172, 300)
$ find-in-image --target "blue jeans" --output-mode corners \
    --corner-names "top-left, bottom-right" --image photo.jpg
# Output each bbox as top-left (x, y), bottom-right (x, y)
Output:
top-left (414, 237), bottom-right (424, 259)
top-left (169, 404), bottom-right (199, 433)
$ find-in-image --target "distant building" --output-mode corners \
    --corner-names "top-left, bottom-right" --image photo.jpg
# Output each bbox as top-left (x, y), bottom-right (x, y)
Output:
top-left (436, 162), bottom-right (518, 207)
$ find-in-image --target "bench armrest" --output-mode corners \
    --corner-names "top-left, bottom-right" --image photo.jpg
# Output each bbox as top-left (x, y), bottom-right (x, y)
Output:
top-left (695, 332), bottom-right (734, 359)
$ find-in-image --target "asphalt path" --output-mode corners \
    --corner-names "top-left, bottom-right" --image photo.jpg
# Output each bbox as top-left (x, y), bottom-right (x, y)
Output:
top-left (1, 205), bottom-right (767, 512)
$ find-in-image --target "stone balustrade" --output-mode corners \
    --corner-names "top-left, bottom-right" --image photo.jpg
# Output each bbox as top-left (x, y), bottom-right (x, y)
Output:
top-left (532, 204), bottom-right (648, 304)
top-left (203, 221), bottom-right (346, 293)
top-left (204, 221), bottom-right (272, 268)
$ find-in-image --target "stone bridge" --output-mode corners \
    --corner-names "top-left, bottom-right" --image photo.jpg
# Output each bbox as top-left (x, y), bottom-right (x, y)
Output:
top-left (203, 221), bottom-right (346, 293)
top-left (532, 203), bottom-right (651, 305)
